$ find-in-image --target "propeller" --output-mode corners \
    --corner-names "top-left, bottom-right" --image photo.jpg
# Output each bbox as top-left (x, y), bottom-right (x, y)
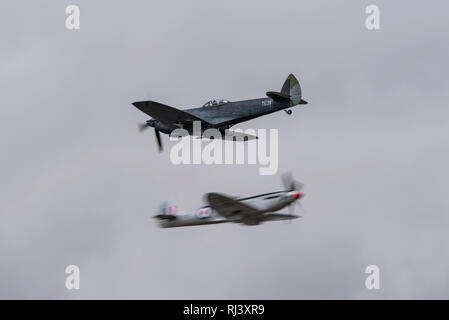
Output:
top-left (136, 91), bottom-right (164, 151)
top-left (288, 199), bottom-right (306, 215)
top-left (138, 120), bottom-right (163, 152)
top-left (281, 172), bottom-right (306, 216)
top-left (281, 171), bottom-right (304, 192)
top-left (154, 128), bottom-right (162, 152)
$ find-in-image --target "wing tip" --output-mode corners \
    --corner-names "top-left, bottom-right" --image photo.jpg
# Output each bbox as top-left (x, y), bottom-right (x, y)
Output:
top-left (205, 192), bottom-right (218, 203)
top-left (131, 101), bottom-right (147, 110)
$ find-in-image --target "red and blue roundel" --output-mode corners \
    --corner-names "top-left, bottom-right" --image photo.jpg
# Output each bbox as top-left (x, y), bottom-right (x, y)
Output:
top-left (196, 206), bottom-right (212, 219)
top-left (163, 205), bottom-right (177, 216)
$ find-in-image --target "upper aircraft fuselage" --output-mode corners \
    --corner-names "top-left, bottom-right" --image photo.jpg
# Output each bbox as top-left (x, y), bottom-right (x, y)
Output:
top-left (185, 97), bottom-right (289, 128)
top-left (132, 73), bottom-right (307, 150)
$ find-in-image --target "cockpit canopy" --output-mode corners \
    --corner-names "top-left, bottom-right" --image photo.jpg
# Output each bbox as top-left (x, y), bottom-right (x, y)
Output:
top-left (202, 99), bottom-right (229, 107)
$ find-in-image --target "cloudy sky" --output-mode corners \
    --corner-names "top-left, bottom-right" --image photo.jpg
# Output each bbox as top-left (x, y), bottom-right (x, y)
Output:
top-left (1, 0), bottom-right (448, 299)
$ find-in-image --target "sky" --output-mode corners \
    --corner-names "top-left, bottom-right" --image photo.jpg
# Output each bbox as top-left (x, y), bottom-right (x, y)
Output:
top-left (1, 0), bottom-right (449, 299)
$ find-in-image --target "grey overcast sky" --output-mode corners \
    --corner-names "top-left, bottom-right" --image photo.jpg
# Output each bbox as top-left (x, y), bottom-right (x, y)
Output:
top-left (1, 0), bottom-right (449, 299)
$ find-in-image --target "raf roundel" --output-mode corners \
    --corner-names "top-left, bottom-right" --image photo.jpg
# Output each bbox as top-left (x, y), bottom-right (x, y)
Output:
top-left (196, 206), bottom-right (212, 219)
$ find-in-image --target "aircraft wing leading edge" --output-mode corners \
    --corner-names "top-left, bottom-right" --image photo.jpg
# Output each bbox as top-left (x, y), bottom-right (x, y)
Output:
top-left (132, 100), bottom-right (210, 126)
top-left (206, 193), bottom-right (260, 218)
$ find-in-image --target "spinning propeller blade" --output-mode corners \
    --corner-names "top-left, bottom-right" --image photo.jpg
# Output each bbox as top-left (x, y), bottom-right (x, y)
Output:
top-left (281, 171), bottom-right (304, 191)
top-left (137, 120), bottom-right (163, 152)
top-left (155, 129), bottom-right (163, 152)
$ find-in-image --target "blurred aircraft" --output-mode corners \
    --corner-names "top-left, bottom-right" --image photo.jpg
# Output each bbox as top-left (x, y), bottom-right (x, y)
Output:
top-left (154, 173), bottom-right (305, 228)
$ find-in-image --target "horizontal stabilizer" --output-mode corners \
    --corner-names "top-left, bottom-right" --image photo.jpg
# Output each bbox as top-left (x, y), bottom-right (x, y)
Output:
top-left (266, 91), bottom-right (291, 101)
top-left (154, 214), bottom-right (176, 221)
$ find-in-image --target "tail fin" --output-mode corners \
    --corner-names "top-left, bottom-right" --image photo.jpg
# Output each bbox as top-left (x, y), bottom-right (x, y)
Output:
top-left (281, 74), bottom-right (308, 106)
top-left (154, 201), bottom-right (178, 221)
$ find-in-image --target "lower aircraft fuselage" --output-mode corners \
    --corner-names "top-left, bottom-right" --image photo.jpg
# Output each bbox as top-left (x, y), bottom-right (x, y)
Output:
top-left (155, 190), bottom-right (301, 228)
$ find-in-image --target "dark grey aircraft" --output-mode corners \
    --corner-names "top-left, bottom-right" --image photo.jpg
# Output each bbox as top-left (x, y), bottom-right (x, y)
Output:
top-left (132, 74), bottom-right (308, 151)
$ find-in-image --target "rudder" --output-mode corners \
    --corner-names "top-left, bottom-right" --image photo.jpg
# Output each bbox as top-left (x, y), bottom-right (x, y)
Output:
top-left (154, 201), bottom-right (179, 220)
top-left (281, 74), bottom-right (307, 106)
